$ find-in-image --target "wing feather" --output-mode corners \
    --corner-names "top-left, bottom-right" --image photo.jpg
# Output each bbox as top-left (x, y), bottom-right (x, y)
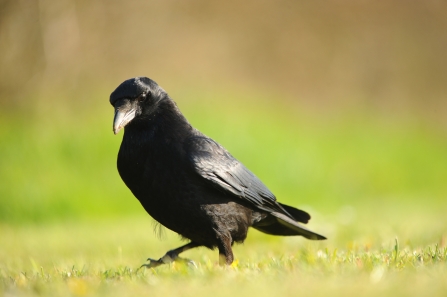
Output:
top-left (185, 136), bottom-right (290, 215)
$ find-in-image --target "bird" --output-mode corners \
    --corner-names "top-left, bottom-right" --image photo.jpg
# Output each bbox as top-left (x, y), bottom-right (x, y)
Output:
top-left (110, 77), bottom-right (326, 267)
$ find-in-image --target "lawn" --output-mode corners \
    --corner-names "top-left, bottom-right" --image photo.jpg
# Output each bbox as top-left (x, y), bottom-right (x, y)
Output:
top-left (1, 217), bottom-right (446, 297)
top-left (1, 87), bottom-right (446, 296)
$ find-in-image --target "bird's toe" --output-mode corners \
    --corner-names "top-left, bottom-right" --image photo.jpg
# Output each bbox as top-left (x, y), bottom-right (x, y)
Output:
top-left (140, 258), bottom-right (164, 269)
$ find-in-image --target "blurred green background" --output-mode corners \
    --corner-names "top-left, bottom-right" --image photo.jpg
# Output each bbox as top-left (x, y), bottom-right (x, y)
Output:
top-left (1, 0), bottom-right (446, 247)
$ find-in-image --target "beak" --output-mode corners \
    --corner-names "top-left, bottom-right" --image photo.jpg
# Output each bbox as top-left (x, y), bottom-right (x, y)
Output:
top-left (113, 99), bottom-right (136, 134)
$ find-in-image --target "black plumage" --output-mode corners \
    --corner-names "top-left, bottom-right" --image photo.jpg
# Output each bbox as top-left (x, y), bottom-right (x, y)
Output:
top-left (110, 77), bottom-right (326, 267)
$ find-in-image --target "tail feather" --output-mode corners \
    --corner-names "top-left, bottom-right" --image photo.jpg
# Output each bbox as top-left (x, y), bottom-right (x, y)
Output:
top-left (270, 212), bottom-right (326, 240)
top-left (252, 221), bottom-right (304, 236)
top-left (278, 203), bottom-right (311, 223)
top-left (253, 202), bottom-right (326, 240)
top-left (252, 211), bottom-right (326, 240)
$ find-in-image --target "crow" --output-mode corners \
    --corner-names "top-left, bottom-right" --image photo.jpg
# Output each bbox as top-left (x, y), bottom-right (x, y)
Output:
top-left (110, 77), bottom-right (326, 267)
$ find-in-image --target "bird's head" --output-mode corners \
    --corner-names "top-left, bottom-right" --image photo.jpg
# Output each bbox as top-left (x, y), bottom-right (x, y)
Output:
top-left (110, 77), bottom-right (167, 134)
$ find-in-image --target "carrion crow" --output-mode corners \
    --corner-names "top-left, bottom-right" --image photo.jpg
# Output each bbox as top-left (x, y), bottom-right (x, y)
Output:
top-left (110, 77), bottom-right (326, 267)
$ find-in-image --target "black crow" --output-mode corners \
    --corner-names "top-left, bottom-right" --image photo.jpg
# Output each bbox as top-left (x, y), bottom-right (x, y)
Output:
top-left (110, 77), bottom-right (326, 267)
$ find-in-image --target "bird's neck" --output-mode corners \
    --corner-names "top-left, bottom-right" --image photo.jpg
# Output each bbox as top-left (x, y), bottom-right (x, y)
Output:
top-left (152, 98), bottom-right (193, 139)
top-left (124, 98), bottom-right (193, 146)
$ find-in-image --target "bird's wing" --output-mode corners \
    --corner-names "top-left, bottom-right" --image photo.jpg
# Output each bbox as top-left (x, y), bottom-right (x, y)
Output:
top-left (184, 136), bottom-right (290, 215)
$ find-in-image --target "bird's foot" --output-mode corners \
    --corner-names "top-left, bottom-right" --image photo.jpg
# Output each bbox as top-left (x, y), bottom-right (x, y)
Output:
top-left (140, 250), bottom-right (197, 269)
top-left (140, 258), bottom-right (165, 269)
top-left (140, 251), bottom-right (176, 269)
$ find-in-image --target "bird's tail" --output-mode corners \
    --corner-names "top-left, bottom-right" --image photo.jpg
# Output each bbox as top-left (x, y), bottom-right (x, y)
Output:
top-left (270, 212), bottom-right (326, 240)
top-left (278, 202), bottom-right (311, 223)
top-left (253, 211), bottom-right (326, 240)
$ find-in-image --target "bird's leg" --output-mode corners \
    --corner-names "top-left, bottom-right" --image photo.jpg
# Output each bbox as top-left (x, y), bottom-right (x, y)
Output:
top-left (217, 234), bottom-right (234, 266)
top-left (141, 242), bottom-right (200, 269)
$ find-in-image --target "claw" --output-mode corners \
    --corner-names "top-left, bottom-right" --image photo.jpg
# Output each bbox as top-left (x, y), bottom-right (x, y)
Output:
top-left (139, 243), bottom-right (200, 269)
top-left (139, 258), bottom-right (163, 269)
top-left (139, 255), bottom-right (197, 269)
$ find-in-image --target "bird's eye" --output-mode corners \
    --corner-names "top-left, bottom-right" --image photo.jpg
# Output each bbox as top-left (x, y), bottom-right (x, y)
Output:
top-left (137, 93), bottom-right (147, 102)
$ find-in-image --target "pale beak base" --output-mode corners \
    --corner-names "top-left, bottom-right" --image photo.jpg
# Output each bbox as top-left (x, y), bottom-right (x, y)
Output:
top-left (113, 107), bottom-right (136, 134)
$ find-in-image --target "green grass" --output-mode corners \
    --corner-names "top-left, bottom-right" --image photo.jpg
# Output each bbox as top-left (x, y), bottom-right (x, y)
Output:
top-left (1, 86), bottom-right (446, 296)
top-left (1, 218), bottom-right (446, 297)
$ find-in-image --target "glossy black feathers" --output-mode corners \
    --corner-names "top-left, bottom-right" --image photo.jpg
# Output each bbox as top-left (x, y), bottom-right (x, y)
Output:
top-left (110, 77), bottom-right (325, 265)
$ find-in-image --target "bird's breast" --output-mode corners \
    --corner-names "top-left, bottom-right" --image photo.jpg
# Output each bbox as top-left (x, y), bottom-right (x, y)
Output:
top-left (117, 134), bottom-right (187, 202)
